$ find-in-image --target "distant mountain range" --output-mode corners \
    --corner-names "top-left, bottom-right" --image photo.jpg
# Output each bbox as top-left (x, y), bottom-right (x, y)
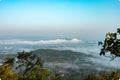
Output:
top-left (0, 49), bottom-right (118, 80)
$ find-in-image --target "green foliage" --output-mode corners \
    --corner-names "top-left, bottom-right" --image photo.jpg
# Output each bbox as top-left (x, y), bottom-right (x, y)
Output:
top-left (85, 71), bottom-right (120, 80)
top-left (0, 51), bottom-right (60, 80)
top-left (16, 51), bottom-right (44, 76)
top-left (99, 28), bottom-right (120, 60)
top-left (51, 74), bottom-right (61, 80)
top-left (110, 71), bottom-right (120, 80)
top-left (85, 73), bottom-right (100, 80)
top-left (0, 65), bottom-right (19, 80)
top-left (3, 56), bottom-right (14, 65)
top-left (100, 72), bottom-right (109, 80)
top-left (22, 68), bottom-right (50, 80)
top-left (0, 56), bottom-right (18, 80)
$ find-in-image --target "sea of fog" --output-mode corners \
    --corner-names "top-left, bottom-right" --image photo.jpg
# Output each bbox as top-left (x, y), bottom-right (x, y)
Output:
top-left (0, 37), bottom-right (120, 70)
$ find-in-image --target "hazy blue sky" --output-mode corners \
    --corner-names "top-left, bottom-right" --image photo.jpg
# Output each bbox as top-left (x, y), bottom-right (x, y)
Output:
top-left (0, 0), bottom-right (120, 40)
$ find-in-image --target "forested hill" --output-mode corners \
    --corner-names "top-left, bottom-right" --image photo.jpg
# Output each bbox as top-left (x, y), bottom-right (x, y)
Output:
top-left (31, 49), bottom-right (94, 62)
top-left (0, 49), bottom-right (117, 80)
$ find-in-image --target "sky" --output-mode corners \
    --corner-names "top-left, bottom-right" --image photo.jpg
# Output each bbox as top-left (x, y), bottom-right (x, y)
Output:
top-left (0, 0), bottom-right (120, 40)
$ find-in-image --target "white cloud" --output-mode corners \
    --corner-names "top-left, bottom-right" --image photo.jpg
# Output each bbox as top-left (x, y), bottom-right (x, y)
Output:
top-left (0, 38), bottom-right (83, 45)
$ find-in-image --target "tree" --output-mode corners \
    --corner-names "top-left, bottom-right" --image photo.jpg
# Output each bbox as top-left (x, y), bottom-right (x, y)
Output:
top-left (0, 60), bottom-right (18, 80)
top-left (14, 51), bottom-right (51, 80)
top-left (85, 71), bottom-right (120, 80)
top-left (99, 28), bottom-right (120, 60)
top-left (0, 51), bottom-right (60, 80)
